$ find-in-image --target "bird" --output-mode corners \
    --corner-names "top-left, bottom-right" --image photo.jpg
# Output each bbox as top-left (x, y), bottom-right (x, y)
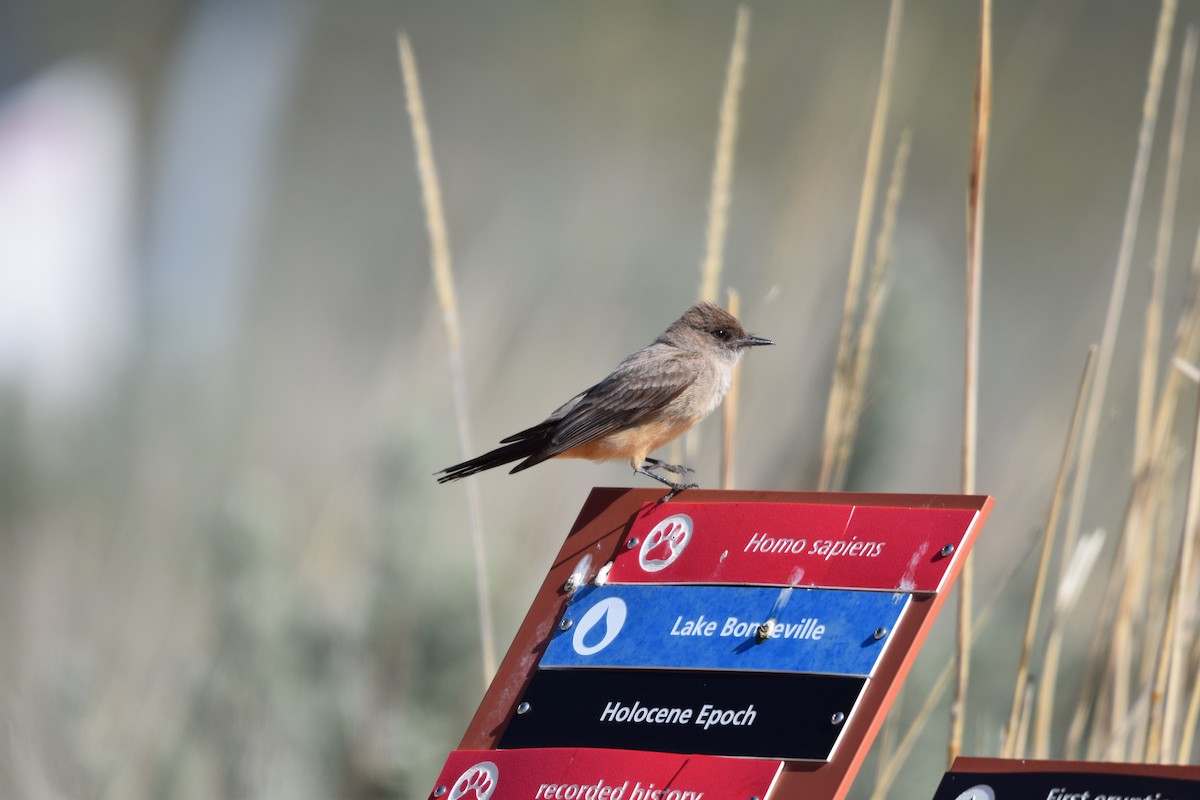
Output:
top-left (436, 301), bottom-right (773, 500)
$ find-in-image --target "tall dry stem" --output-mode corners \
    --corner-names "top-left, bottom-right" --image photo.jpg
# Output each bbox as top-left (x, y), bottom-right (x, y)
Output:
top-left (1137, 27), bottom-right (1196, 471)
top-left (818, 0), bottom-right (904, 491)
top-left (952, 0), bottom-right (991, 765)
top-left (398, 33), bottom-right (497, 683)
top-left (720, 289), bottom-right (741, 489)
top-left (1154, 358), bottom-right (1200, 760)
top-left (1180, 639), bottom-right (1200, 759)
top-left (1043, 0), bottom-right (1175, 755)
top-left (1063, 247), bottom-right (1200, 760)
top-left (828, 130), bottom-right (911, 491)
top-left (688, 5), bottom-right (749, 469)
top-left (1004, 347), bottom-right (1096, 758)
top-left (699, 5), bottom-right (750, 305)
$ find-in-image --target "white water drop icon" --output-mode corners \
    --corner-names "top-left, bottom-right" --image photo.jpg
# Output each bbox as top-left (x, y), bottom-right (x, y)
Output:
top-left (571, 597), bottom-right (627, 655)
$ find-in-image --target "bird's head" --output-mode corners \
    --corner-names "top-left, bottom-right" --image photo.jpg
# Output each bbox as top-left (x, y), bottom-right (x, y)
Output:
top-left (665, 301), bottom-right (774, 359)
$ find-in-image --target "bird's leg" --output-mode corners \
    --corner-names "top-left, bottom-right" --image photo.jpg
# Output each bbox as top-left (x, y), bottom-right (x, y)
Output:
top-left (641, 457), bottom-right (695, 476)
top-left (635, 465), bottom-right (698, 504)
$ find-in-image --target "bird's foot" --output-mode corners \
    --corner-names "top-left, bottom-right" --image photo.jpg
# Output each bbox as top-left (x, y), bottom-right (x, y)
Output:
top-left (635, 465), bottom-right (698, 504)
top-left (641, 457), bottom-right (695, 476)
top-left (656, 481), bottom-right (699, 504)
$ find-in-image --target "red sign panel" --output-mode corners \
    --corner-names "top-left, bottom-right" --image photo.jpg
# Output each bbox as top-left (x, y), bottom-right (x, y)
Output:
top-left (606, 502), bottom-right (979, 593)
top-left (431, 748), bottom-right (781, 800)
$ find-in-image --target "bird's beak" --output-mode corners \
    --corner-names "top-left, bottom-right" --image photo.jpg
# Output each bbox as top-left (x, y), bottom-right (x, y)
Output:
top-left (739, 335), bottom-right (774, 347)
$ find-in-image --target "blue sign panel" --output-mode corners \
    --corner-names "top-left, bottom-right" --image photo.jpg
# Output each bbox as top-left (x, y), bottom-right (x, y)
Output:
top-left (541, 584), bottom-right (908, 676)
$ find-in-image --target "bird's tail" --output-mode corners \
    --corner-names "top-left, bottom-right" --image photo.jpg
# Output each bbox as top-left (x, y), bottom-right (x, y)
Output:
top-left (435, 436), bottom-right (547, 483)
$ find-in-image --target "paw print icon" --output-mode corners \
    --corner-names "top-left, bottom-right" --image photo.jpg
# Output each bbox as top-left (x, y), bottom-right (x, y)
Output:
top-left (638, 514), bottom-right (693, 572)
top-left (448, 761), bottom-right (498, 800)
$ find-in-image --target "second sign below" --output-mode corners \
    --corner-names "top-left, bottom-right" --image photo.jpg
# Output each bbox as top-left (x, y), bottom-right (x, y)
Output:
top-left (542, 584), bottom-right (909, 676)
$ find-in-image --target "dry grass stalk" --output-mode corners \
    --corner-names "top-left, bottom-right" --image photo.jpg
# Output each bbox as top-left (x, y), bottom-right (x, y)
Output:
top-left (1004, 347), bottom-right (1096, 758)
top-left (1039, 0), bottom-right (1176, 756)
top-left (687, 5), bottom-right (749, 470)
top-left (1064, 255), bottom-right (1200, 760)
top-left (1014, 675), bottom-right (1037, 758)
top-left (1104, 7), bottom-right (1182, 756)
top-left (827, 130), bottom-right (911, 491)
top-left (1143, 551), bottom-right (1181, 761)
top-left (1156, 357), bottom-right (1200, 760)
top-left (1137, 29), bottom-right (1195, 762)
top-left (720, 289), bottom-right (741, 489)
top-left (951, 0), bottom-right (992, 765)
top-left (818, 0), bottom-right (904, 491)
top-left (1137, 27), bottom-right (1196, 472)
top-left (398, 32), bottom-right (497, 683)
top-left (1179, 631), bottom-right (1200, 760)
top-left (698, 4), bottom-right (750, 304)
top-left (1122, 28), bottom-right (1197, 759)
top-left (1041, 529), bottom-right (1109, 757)
top-left (1061, 0), bottom-right (1174, 606)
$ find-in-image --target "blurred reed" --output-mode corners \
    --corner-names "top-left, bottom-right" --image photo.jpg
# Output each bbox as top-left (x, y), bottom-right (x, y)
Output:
top-left (818, 0), bottom-right (904, 494)
top-left (1002, 347), bottom-right (1095, 758)
top-left (721, 289), bottom-right (741, 490)
top-left (689, 4), bottom-right (748, 474)
top-left (1136, 33), bottom-right (1197, 764)
top-left (951, 0), bottom-right (991, 766)
top-left (827, 129), bottom-right (910, 495)
top-left (1036, 0), bottom-right (1175, 760)
top-left (398, 32), bottom-right (497, 683)
top-left (698, 4), bottom-right (749, 306)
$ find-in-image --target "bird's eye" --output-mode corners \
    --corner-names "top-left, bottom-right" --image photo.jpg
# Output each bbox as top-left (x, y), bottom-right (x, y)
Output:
top-left (713, 329), bottom-right (731, 341)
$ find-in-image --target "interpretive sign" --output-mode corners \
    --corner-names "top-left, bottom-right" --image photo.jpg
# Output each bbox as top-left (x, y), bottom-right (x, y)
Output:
top-left (606, 501), bottom-right (979, 593)
top-left (540, 584), bottom-right (907, 675)
top-left (431, 748), bottom-right (783, 800)
top-left (499, 668), bottom-right (865, 760)
top-left (932, 757), bottom-right (1200, 800)
top-left (438, 488), bottom-right (992, 800)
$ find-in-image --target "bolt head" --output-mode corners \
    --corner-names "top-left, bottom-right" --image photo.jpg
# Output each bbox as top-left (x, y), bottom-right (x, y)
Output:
top-left (940, 543), bottom-right (955, 557)
top-left (626, 536), bottom-right (640, 549)
top-left (516, 701), bottom-right (531, 715)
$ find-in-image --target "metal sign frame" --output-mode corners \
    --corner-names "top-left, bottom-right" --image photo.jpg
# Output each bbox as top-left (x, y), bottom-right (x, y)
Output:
top-left (455, 487), bottom-right (992, 799)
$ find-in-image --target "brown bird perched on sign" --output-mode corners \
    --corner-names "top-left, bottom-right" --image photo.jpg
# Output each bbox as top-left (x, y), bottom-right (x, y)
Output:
top-left (436, 301), bottom-right (773, 500)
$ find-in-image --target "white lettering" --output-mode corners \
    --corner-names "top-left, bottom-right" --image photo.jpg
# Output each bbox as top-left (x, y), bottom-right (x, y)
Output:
top-left (670, 615), bottom-right (718, 637)
top-left (695, 703), bottom-right (756, 731)
top-left (599, 701), bottom-right (693, 725)
top-left (537, 780), bottom-right (629, 800)
top-left (718, 616), bottom-right (825, 640)
top-left (745, 533), bottom-right (807, 554)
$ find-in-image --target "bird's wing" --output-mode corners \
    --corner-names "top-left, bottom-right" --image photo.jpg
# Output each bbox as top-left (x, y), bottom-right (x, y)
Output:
top-left (512, 345), bottom-right (698, 466)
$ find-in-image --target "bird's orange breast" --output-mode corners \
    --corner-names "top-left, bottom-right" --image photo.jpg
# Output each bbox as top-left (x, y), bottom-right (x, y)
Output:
top-left (557, 416), bottom-right (698, 465)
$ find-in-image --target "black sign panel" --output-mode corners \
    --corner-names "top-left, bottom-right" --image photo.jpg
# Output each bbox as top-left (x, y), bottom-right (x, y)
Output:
top-left (499, 668), bottom-right (866, 761)
top-left (931, 769), bottom-right (1200, 800)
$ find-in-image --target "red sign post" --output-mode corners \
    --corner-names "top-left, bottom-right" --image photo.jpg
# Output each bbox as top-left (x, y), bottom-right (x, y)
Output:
top-left (432, 488), bottom-right (993, 800)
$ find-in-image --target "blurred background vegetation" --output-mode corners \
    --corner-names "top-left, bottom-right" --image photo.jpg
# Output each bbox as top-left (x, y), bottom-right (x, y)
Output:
top-left (4, 1), bottom-right (1200, 798)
